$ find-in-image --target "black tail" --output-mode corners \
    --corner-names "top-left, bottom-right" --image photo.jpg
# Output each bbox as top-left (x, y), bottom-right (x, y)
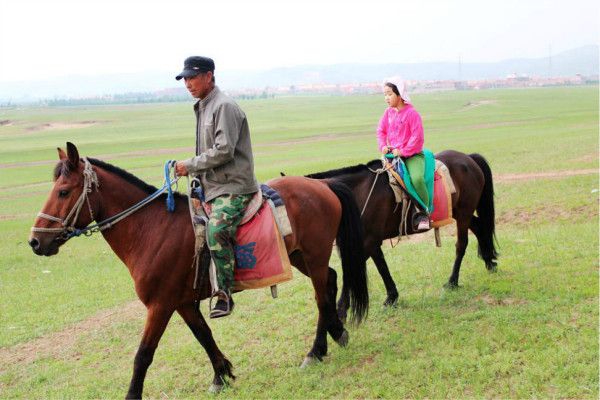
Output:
top-left (326, 180), bottom-right (369, 324)
top-left (469, 153), bottom-right (499, 266)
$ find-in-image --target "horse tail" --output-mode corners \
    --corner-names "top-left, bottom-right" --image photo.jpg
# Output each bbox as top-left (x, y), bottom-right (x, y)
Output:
top-left (469, 153), bottom-right (499, 265)
top-left (326, 180), bottom-right (369, 324)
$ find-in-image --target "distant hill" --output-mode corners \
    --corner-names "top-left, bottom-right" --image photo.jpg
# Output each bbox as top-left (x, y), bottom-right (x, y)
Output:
top-left (0, 45), bottom-right (597, 102)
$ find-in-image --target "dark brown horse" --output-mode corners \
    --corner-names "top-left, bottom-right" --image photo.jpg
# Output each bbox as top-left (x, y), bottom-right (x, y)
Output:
top-left (307, 150), bottom-right (498, 320)
top-left (28, 143), bottom-right (368, 399)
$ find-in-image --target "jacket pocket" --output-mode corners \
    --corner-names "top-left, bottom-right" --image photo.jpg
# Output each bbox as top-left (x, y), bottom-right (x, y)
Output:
top-left (200, 123), bottom-right (214, 150)
top-left (205, 165), bottom-right (228, 184)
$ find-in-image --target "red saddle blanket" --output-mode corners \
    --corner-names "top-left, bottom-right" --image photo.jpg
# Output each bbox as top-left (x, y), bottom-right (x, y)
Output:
top-left (430, 170), bottom-right (454, 228)
top-left (203, 200), bottom-right (293, 291)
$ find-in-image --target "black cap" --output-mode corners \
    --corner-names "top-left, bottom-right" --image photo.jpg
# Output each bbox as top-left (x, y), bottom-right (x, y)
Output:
top-left (175, 56), bottom-right (215, 80)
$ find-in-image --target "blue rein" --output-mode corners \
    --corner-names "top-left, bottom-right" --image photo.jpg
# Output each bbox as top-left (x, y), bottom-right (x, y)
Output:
top-left (165, 160), bottom-right (176, 213)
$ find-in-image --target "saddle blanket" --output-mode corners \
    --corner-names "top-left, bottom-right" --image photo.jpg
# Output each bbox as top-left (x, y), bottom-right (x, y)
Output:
top-left (231, 200), bottom-right (293, 290)
top-left (388, 159), bottom-right (455, 228)
top-left (430, 163), bottom-right (454, 228)
top-left (199, 185), bottom-right (293, 291)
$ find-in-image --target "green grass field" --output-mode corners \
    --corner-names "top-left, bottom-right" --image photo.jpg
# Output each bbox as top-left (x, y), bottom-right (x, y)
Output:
top-left (0, 86), bottom-right (598, 398)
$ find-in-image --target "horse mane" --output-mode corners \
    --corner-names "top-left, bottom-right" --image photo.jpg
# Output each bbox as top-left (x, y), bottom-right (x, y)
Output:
top-left (306, 159), bottom-right (381, 179)
top-left (54, 158), bottom-right (184, 197)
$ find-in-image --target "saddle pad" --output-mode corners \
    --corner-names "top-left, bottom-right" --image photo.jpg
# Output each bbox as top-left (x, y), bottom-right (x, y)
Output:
top-left (430, 169), bottom-right (454, 228)
top-left (261, 183), bottom-right (293, 237)
top-left (233, 201), bottom-right (293, 290)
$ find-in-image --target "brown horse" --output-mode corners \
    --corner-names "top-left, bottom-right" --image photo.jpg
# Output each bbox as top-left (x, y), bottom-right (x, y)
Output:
top-left (28, 143), bottom-right (368, 399)
top-left (306, 150), bottom-right (498, 320)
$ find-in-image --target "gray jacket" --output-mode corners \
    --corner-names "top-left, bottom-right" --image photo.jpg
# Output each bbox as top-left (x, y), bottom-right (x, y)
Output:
top-left (182, 86), bottom-right (259, 202)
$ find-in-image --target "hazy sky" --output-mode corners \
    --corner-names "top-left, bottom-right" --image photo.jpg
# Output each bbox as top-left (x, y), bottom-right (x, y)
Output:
top-left (0, 0), bottom-right (598, 82)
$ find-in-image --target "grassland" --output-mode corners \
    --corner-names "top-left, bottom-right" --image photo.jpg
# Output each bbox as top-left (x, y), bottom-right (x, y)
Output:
top-left (0, 86), bottom-right (598, 398)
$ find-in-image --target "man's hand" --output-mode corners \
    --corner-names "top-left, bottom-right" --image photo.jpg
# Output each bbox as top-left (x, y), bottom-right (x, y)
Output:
top-left (175, 161), bottom-right (189, 176)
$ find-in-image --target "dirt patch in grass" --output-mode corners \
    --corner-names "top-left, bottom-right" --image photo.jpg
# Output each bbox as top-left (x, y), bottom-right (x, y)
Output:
top-left (0, 146), bottom-right (194, 169)
top-left (25, 121), bottom-right (99, 132)
top-left (459, 100), bottom-right (497, 111)
top-left (0, 300), bottom-right (144, 372)
top-left (0, 119), bottom-right (13, 127)
top-left (570, 153), bottom-right (598, 163)
top-left (254, 131), bottom-right (368, 150)
top-left (0, 213), bottom-right (32, 221)
top-left (498, 204), bottom-right (598, 226)
top-left (476, 294), bottom-right (528, 306)
top-left (468, 121), bottom-right (523, 130)
top-left (496, 169), bottom-right (598, 183)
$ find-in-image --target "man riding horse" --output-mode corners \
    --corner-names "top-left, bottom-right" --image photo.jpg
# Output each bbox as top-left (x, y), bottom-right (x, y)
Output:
top-left (174, 56), bottom-right (259, 318)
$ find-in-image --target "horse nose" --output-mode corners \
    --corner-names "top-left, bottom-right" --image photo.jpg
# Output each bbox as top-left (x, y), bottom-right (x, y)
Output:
top-left (29, 237), bottom-right (40, 251)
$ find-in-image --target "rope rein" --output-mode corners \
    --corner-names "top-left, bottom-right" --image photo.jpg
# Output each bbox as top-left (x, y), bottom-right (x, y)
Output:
top-left (363, 159), bottom-right (415, 245)
top-left (360, 163), bottom-right (393, 217)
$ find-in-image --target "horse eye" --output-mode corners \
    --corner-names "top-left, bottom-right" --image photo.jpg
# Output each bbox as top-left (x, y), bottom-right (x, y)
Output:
top-left (58, 189), bottom-right (69, 197)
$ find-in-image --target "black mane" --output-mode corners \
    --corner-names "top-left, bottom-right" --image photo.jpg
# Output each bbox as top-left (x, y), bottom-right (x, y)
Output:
top-left (306, 159), bottom-right (381, 179)
top-left (88, 158), bottom-right (159, 194)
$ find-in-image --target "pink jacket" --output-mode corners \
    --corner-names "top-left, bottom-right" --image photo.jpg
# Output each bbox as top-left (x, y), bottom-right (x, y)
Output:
top-left (376, 104), bottom-right (424, 157)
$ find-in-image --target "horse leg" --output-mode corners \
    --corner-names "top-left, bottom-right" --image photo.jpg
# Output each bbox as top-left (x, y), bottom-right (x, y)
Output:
top-left (336, 282), bottom-right (350, 324)
top-left (445, 218), bottom-right (470, 289)
top-left (302, 264), bottom-right (343, 368)
top-left (126, 305), bottom-right (174, 399)
top-left (177, 303), bottom-right (235, 393)
top-left (469, 216), bottom-right (498, 272)
top-left (326, 267), bottom-right (348, 346)
top-left (371, 246), bottom-right (399, 307)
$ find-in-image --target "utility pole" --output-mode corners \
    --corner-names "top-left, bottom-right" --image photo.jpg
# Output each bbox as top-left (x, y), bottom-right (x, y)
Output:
top-left (548, 44), bottom-right (553, 77)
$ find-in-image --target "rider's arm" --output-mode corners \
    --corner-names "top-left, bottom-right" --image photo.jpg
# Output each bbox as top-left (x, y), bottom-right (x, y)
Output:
top-left (401, 110), bottom-right (424, 157)
top-left (376, 110), bottom-right (389, 153)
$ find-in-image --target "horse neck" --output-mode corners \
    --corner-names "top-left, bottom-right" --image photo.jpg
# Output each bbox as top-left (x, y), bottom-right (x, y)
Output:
top-left (92, 168), bottom-right (186, 271)
top-left (334, 168), bottom-right (374, 193)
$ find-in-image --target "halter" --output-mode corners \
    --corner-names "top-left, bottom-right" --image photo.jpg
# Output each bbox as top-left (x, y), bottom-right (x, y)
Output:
top-left (31, 158), bottom-right (99, 240)
top-left (31, 158), bottom-right (179, 240)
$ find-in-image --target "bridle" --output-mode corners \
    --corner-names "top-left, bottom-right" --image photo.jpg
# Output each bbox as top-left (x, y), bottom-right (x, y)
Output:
top-left (31, 158), bottom-right (99, 240)
top-left (31, 158), bottom-right (179, 241)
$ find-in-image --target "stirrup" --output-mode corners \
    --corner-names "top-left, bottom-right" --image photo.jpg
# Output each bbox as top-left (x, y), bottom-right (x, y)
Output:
top-left (209, 290), bottom-right (233, 319)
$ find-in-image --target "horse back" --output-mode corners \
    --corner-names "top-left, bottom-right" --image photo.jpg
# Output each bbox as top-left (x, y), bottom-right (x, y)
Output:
top-left (436, 150), bottom-right (485, 209)
top-left (266, 176), bottom-right (342, 254)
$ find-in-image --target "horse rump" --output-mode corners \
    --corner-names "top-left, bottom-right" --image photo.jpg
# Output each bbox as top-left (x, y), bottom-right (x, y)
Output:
top-left (468, 153), bottom-right (499, 267)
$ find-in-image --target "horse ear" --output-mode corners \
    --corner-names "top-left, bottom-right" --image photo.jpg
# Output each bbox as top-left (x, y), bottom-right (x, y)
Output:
top-left (57, 147), bottom-right (67, 160)
top-left (66, 142), bottom-right (80, 169)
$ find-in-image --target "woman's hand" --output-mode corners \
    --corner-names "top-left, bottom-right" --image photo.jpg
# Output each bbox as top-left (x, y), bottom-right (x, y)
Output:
top-left (392, 148), bottom-right (401, 157)
top-left (381, 146), bottom-right (390, 154)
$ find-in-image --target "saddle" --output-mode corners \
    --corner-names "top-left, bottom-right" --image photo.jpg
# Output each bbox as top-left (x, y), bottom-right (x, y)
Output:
top-left (188, 182), bottom-right (293, 294)
top-left (386, 157), bottom-right (456, 240)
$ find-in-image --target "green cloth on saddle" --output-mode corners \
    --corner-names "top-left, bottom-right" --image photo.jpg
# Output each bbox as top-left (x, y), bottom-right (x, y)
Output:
top-left (397, 149), bottom-right (436, 213)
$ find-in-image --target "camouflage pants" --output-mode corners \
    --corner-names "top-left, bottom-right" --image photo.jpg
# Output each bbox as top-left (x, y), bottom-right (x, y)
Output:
top-left (207, 193), bottom-right (254, 293)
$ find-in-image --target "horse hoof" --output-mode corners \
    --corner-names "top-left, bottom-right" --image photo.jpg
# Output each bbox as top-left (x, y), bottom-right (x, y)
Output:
top-left (335, 329), bottom-right (349, 347)
top-left (383, 295), bottom-right (399, 307)
top-left (300, 356), bottom-right (319, 369)
top-left (208, 383), bottom-right (224, 394)
top-left (444, 282), bottom-right (459, 290)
